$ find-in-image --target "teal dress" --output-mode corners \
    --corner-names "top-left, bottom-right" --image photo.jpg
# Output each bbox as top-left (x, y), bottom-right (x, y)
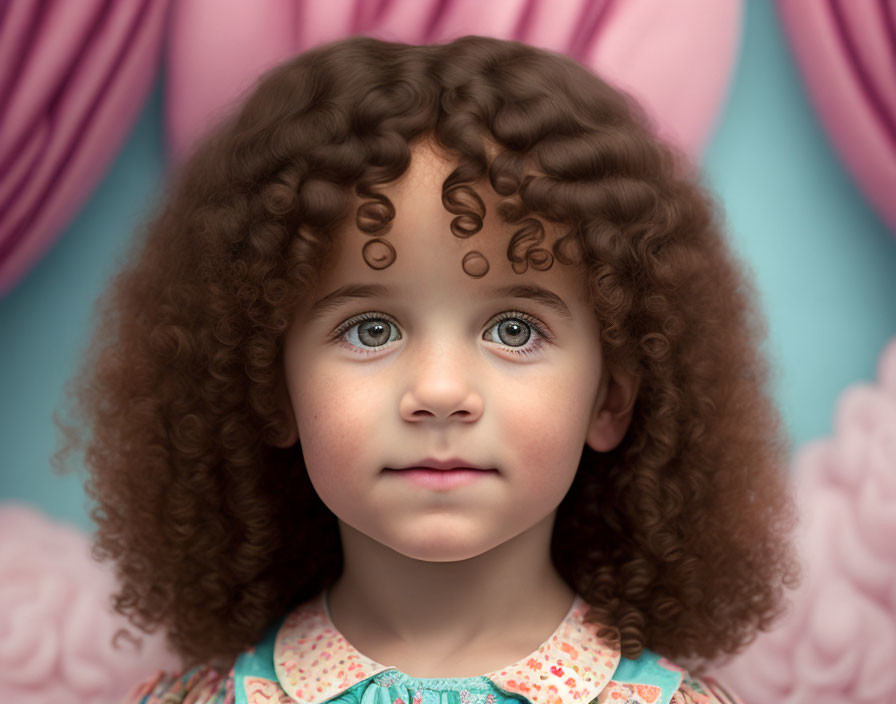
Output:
top-left (235, 624), bottom-right (537, 704)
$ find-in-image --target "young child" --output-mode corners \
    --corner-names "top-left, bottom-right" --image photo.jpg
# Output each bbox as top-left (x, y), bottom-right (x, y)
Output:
top-left (57, 35), bottom-right (800, 704)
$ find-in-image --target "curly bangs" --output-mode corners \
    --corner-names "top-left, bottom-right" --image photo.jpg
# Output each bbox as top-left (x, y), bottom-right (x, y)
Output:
top-left (54, 35), bottom-right (800, 673)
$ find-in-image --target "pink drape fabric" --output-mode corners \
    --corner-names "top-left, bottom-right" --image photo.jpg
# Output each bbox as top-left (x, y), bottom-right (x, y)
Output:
top-left (166, 0), bottom-right (742, 165)
top-left (0, 0), bottom-right (170, 299)
top-left (776, 0), bottom-right (896, 235)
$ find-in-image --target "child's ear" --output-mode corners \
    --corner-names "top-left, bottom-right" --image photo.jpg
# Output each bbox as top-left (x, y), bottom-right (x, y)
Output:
top-left (271, 381), bottom-right (299, 448)
top-left (585, 367), bottom-right (640, 453)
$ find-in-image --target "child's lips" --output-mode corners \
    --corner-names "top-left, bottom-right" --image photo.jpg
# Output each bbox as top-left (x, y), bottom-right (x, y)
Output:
top-left (390, 456), bottom-right (492, 471)
top-left (383, 467), bottom-right (498, 490)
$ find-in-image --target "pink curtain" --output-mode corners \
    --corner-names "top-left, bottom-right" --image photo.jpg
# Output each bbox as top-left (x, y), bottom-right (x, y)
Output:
top-left (777, 0), bottom-right (896, 236)
top-left (166, 0), bottom-right (742, 165)
top-left (0, 0), bottom-right (170, 299)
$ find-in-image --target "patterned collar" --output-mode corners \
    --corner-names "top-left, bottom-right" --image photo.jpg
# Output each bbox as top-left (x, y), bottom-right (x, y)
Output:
top-left (273, 591), bottom-right (621, 704)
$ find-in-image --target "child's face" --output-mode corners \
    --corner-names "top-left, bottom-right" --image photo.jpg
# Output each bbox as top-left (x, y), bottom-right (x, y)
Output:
top-left (280, 140), bottom-right (626, 562)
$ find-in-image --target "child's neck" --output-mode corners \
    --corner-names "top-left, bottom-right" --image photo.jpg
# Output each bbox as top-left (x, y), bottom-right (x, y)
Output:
top-left (325, 513), bottom-right (577, 679)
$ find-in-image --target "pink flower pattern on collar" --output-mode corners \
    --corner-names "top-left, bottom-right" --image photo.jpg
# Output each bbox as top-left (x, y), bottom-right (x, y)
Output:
top-left (273, 592), bottom-right (621, 704)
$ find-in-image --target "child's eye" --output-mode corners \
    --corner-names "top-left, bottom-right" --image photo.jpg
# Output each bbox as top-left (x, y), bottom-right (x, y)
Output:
top-left (330, 310), bottom-right (551, 357)
top-left (483, 312), bottom-right (551, 357)
top-left (332, 312), bottom-right (401, 354)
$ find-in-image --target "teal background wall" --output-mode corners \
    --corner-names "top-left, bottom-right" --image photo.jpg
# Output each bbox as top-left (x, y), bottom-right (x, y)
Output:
top-left (2, 1), bottom-right (895, 533)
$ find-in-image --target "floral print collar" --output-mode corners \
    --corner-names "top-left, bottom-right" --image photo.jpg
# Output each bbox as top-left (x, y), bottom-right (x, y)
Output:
top-left (273, 591), bottom-right (621, 704)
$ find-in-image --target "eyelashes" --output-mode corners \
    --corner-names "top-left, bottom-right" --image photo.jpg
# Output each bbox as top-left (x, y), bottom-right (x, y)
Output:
top-left (329, 310), bottom-right (553, 358)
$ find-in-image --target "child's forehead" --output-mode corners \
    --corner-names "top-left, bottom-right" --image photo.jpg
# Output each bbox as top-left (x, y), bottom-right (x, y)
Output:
top-left (318, 206), bottom-right (590, 312)
top-left (326, 141), bottom-right (585, 284)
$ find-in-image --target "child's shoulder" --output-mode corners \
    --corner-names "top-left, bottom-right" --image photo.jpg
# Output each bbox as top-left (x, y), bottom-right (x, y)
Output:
top-left (600, 647), bottom-right (742, 704)
top-left (122, 615), bottom-right (281, 704)
top-left (122, 662), bottom-right (235, 703)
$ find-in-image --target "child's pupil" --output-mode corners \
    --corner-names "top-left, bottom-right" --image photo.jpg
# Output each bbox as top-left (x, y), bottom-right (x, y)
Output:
top-left (499, 320), bottom-right (529, 346)
top-left (360, 321), bottom-right (389, 346)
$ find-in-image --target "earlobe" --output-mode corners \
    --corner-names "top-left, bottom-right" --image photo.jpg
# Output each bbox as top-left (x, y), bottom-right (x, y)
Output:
top-left (585, 368), bottom-right (640, 453)
top-left (274, 418), bottom-right (299, 448)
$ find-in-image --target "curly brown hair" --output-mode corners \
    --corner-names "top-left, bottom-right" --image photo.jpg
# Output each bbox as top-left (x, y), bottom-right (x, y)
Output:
top-left (54, 35), bottom-right (800, 676)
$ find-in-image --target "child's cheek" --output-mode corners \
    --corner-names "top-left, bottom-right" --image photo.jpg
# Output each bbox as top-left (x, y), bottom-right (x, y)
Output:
top-left (496, 371), bottom-right (597, 483)
top-left (291, 367), bottom-right (378, 490)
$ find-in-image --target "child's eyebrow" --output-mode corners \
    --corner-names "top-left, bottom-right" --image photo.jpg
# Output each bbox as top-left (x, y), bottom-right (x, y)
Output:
top-left (308, 283), bottom-right (573, 320)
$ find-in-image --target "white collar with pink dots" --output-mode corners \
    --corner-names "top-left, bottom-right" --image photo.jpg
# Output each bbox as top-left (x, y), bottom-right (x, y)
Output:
top-left (272, 591), bottom-right (622, 704)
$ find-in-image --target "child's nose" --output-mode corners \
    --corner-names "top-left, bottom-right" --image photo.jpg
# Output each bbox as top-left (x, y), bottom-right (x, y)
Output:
top-left (398, 342), bottom-right (484, 423)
